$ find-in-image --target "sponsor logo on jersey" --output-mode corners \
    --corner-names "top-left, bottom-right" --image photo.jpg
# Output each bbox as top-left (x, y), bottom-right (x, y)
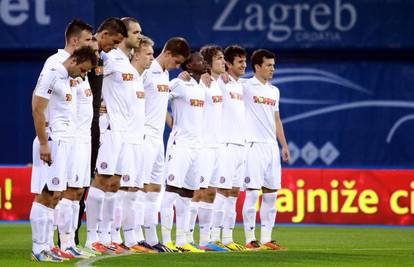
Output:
top-left (190, 99), bottom-right (205, 107)
top-left (157, 84), bottom-right (170, 92)
top-left (65, 94), bottom-right (72, 102)
top-left (253, 96), bottom-right (276, 106)
top-left (229, 91), bottom-right (243, 100)
top-left (136, 91), bottom-right (145, 99)
top-left (84, 89), bottom-right (92, 97)
top-left (47, 88), bottom-right (53, 94)
top-left (212, 95), bottom-right (223, 103)
top-left (122, 73), bottom-right (134, 81)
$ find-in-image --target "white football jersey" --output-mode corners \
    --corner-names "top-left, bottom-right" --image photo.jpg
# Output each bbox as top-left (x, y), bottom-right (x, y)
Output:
top-left (102, 48), bottom-right (137, 132)
top-left (200, 78), bottom-right (223, 147)
top-left (40, 49), bottom-right (71, 74)
top-left (143, 60), bottom-right (170, 140)
top-left (218, 75), bottom-right (245, 145)
top-left (126, 71), bottom-right (145, 144)
top-left (34, 63), bottom-right (75, 142)
top-left (243, 76), bottom-right (280, 144)
top-left (168, 78), bottom-right (205, 147)
top-left (74, 77), bottom-right (93, 143)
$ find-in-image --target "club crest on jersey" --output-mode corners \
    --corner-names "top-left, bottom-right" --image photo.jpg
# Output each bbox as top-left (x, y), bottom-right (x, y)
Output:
top-left (190, 99), bottom-right (204, 107)
top-left (253, 96), bottom-right (276, 106)
top-left (157, 84), bottom-right (170, 92)
top-left (220, 176), bottom-right (226, 183)
top-left (66, 94), bottom-right (72, 102)
top-left (70, 79), bottom-right (78, 87)
top-left (212, 95), bottom-right (223, 103)
top-left (122, 73), bottom-right (134, 81)
top-left (52, 177), bottom-right (60, 185)
top-left (84, 89), bottom-right (92, 97)
top-left (136, 91), bottom-right (145, 99)
top-left (122, 175), bottom-right (130, 182)
top-left (95, 66), bottom-right (103, 76)
top-left (168, 174), bottom-right (175, 181)
top-left (229, 92), bottom-right (243, 100)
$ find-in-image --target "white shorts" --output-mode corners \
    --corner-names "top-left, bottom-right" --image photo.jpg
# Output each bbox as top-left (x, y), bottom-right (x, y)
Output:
top-left (215, 143), bottom-right (245, 189)
top-left (164, 142), bottom-right (202, 190)
top-left (244, 142), bottom-right (281, 190)
top-left (95, 130), bottom-right (128, 176)
top-left (199, 147), bottom-right (220, 188)
top-left (67, 142), bottom-right (91, 188)
top-left (31, 137), bottom-right (70, 194)
top-left (143, 135), bottom-right (165, 185)
top-left (120, 143), bottom-right (145, 188)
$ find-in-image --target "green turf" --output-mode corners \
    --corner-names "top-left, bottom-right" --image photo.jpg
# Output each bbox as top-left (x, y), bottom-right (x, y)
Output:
top-left (0, 224), bottom-right (413, 266)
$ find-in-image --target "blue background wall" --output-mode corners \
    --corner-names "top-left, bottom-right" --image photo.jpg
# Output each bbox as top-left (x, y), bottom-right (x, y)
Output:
top-left (0, 0), bottom-right (413, 167)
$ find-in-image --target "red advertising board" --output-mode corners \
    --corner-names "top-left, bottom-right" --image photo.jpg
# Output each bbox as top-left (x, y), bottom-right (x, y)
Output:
top-left (1, 167), bottom-right (413, 225)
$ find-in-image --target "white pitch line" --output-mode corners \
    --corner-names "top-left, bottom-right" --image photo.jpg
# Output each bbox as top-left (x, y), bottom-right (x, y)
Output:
top-left (76, 253), bottom-right (134, 267)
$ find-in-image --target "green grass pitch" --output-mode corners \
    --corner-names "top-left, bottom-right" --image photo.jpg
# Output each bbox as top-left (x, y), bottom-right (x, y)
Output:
top-left (0, 223), bottom-right (413, 266)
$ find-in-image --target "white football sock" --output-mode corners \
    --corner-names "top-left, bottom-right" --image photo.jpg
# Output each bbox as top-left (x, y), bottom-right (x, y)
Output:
top-left (30, 202), bottom-right (50, 254)
top-left (98, 192), bottom-right (116, 246)
top-left (175, 195), bottom-right (191, 247)
top-left (160, 191), bottom-right (178, 244)
top-left (187, 201), bottom-right (198, 244)
top-left (243, 190), bottom-right (260, 243)
top-left (198, 201), bottom-right (213, 246)
top-left (57, 198), bottom-right (73, 250)
top-left (135, 191), bottom-right (146, 242)
top-left (123, 191), bottom-right (138, 247)
top-left (144, 191), bottom-right (160, 246)
top-left (85, 186), bottom-right (105, 247)
top-left (71, 200), bottom-right (80, 247)
top-left (111, 191), bottom-right (125, 244)
top-left (222, 196), bottom-right (237, 245)
top-left (211, 193), bottom-right (226, 242)
top-left (260, 192), bottom-right (277, 244)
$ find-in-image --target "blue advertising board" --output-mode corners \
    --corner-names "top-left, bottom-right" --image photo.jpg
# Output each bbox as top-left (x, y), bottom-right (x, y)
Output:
top-left (1, 0), bottom-right (414, 49)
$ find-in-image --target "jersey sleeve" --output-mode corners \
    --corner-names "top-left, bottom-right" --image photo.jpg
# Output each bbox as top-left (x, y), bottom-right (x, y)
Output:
top-left (274, 86), bottom-right (280, 112)
top-left (34, 70), bottom-right (57, 100)
top-left (169, 78), bottom-right (184, 99)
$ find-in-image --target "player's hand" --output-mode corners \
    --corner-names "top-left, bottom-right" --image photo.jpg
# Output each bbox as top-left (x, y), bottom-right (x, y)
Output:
top-left (178, 71), bottom-right (191, 81)
top-left (220, 72), bottom-right (230, 84)
top-left (201, 73), bottom-right (212, 87)
top-left (281, 145), bottom-right (290, 163)
top-left (39, 143), bottom-right (52, 166)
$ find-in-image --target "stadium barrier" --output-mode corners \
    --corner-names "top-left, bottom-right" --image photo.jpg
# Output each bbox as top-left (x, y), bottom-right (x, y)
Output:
top-left (0, 167), bottom-right (413, 225)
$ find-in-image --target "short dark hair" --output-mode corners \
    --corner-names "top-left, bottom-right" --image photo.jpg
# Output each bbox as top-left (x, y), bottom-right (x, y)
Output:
top-left (200, 44), bottom-right (223, 67)
top-left (65, 19), bottom-right (93, 44)
top-left (97, 17), bottom-right (128, 37)
top-left (163, 37), bottom-right (191, 59)
top-left (181, 51), bottom-right (198, 71)
top-left (251, 49), bottom-right (275, 72)
top-left (121, 17), bottom-right (139, 31)
top-left (71, 46), bottom-right (98, 67)
top-left (224, 45), bottom-right (246, 65)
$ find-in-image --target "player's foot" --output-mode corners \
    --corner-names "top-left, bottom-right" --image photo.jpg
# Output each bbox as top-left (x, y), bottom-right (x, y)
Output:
top-left (107, 242), bottom-right (129, 254)
top-left (88, 242), bottom-right (114, 255)
top-left (65, 246), bottom-right (91, 259)
top-left (126, 243), bottom-right (157, 253)
top-left (263, 240), bottom-right (287, 250)
top-left (177, 243), bottom-right (205, 253)
top-left (152, 243), bottom-right (177, 253)
top-left (165, 242), bottom-right (181, 253)
top-left (31, 250), bottom-right (64, 262)
top-left (51, 246), bottom-right (74, 259)
top-left (200, 242), bottom-right (230, 252)
top-left (76, 245), bottom-right (98, 257)
top-left (245, 240), bottom-right (270, 251)
top-left (138, 241), bottom-right (158, 252)
top-left (225, 242), bottom-right (248, 252)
